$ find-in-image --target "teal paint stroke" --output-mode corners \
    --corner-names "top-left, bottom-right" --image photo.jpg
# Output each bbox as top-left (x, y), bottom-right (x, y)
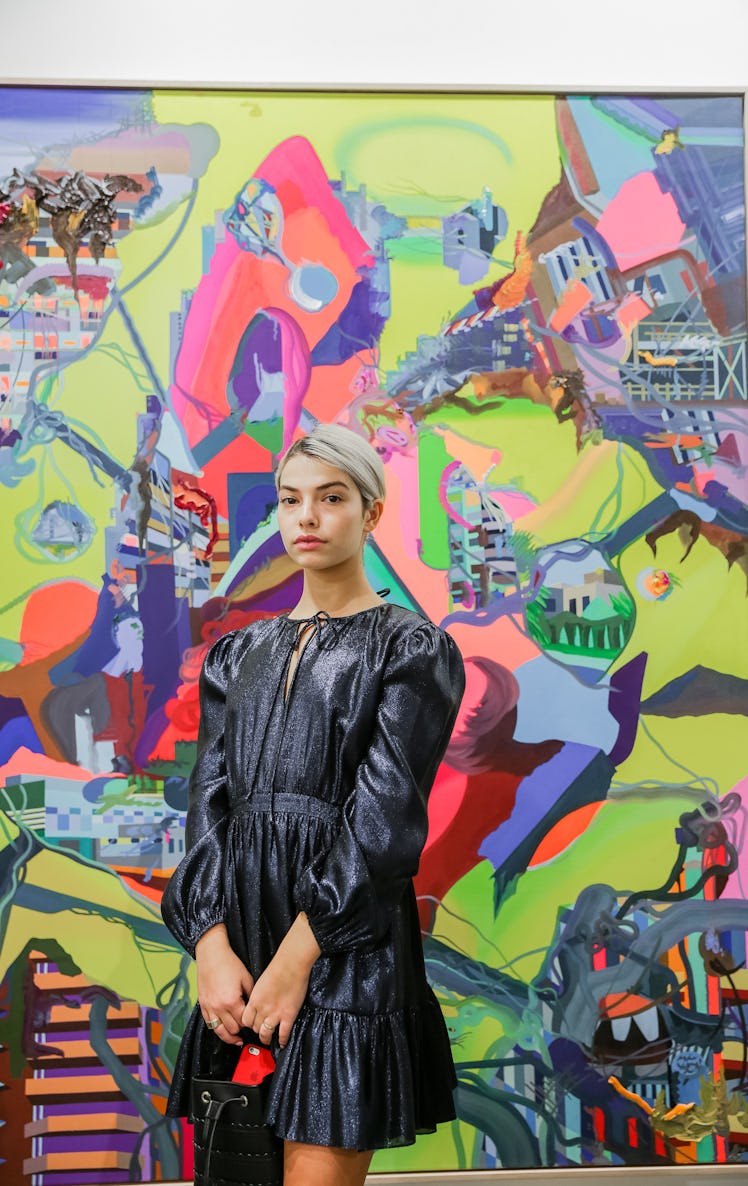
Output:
top-left (364, 541), bottom-right (423, 615)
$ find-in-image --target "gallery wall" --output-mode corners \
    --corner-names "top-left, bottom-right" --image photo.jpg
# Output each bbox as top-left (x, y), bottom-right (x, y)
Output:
top-left (4, 0), bottom-right (748, 91)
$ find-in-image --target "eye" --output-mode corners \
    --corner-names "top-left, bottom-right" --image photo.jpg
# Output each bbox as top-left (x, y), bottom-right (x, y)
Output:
top-left (279, 496), bottom-right (297, 506)
top-left (325, 494), bottom-right (342, 504)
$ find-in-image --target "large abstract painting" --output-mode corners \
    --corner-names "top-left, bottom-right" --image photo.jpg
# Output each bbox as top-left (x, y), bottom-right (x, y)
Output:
top-left (0, 86), bottom-right (746, 1181)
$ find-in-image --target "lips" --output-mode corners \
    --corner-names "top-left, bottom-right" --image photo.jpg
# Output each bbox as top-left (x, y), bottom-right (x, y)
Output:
top-left (294, 536), bottom-right (323, 544)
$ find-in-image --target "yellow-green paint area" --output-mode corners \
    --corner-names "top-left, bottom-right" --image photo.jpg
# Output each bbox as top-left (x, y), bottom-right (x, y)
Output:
top-left (3, 91), bottom-right (559, 639)
top-left (434, 788), bottom-right (703, 986)
top-left (422, 400), bottom-right (662, 544)
top-left (0, 810), bottom-right (185, 1003)
top-left (147, 90), bottom-right (559, 371)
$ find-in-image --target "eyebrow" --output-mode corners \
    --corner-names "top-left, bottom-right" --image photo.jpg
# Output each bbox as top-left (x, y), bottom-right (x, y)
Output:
top-left (278, 480), bottom-right (350, 493)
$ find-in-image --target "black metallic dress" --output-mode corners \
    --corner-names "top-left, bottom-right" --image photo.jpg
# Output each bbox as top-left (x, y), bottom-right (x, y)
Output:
top-left (161, 603), bottom-right (465, 1150)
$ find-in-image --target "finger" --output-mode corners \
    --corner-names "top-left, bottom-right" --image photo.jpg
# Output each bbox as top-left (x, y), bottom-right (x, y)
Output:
top-left (220, 1011), bottom-right (241, 1037)
top-left (258, 1018), bottom-right (278, 1047)
top-left (277, 1019), bottom-right (292, 1049)
top-left (214, 1021), bottom-right (243, 1047)
top-left (241, 1002), bottom-right (259, 1032)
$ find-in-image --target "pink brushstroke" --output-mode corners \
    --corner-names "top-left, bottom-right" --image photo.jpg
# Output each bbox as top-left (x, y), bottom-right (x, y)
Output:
top-left (725, 775), bottom-right (748, 902)
top-left (596, 172), bottom-right (686, 271)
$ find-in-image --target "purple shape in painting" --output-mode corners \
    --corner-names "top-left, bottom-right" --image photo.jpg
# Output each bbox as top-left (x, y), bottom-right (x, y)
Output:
top-left (607, 651), bottom-right (647, 766)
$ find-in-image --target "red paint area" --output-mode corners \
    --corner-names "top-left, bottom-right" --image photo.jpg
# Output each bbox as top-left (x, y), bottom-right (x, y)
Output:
top-left (150, 605), bottom-right (281, 761)
top-left (181, 1119), bottom-right (194, 1178)
top-left (416, 715), bottom-right (562, 932)
top-left (94, 671), bottom-right (148, 769)
top-left (417, 766), bottom-right (522, 931)
top-left (119, 874), bottom-right (163, 904)
top-left (54, 272), bottom-right (112, 300)
top-left (593, 1107), bottom-right (606, 1142)
top-left (416, 650), bottom-right (563, 930)
top-left (200, 433), bottom-right (270, 519)
top-left (172, 470), bottom-right (219, 557)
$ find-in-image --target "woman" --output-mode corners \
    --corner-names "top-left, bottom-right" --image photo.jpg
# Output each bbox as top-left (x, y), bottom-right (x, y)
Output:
top-left (162, 424), bottom-right (465, 1185)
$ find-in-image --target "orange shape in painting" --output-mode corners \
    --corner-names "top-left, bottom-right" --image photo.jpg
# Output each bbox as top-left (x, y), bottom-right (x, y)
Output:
top-left (0, 745), bottom-right (107, 785)
top-left (549, 280), bottom-right (593, 333)
top-left (19, 580), bottom-right (98, 664)
top-left (596, 172), bottom-right (686, 271)
top-left (304, 357), bottom-right (365, 423)
top-left (599, 992), bottom-right (655, 1019)
top-left (528, 800), bottom-right (602, 866)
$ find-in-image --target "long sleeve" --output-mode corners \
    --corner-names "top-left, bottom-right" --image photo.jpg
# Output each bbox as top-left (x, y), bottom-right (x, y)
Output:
top-left (160, 631), bottom-right (236, 957)
top-left (294, 621), bottom-right (465, 954)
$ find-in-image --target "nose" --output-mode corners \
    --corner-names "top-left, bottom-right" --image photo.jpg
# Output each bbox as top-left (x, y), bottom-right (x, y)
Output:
top-left (298, 497), bottom-right (318, 526)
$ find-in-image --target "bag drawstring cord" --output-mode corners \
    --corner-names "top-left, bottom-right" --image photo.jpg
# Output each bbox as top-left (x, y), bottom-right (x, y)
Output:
top-left (200, 1090), bottom-right (248, 1184)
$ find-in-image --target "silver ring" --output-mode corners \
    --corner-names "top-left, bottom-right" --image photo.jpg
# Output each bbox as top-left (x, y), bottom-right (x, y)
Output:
top-left (260, 1019), bottom-right (275, 1032)
top-left (206, 1017), bottom-right (221, 1030)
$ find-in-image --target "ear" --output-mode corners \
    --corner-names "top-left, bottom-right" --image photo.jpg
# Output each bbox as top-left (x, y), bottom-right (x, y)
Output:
top-left (363, 498), bottom-right (384, 534)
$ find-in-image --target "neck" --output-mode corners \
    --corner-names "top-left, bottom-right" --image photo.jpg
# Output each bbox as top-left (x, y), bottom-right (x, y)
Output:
top-left (292, 560), bottom-right (381, 619)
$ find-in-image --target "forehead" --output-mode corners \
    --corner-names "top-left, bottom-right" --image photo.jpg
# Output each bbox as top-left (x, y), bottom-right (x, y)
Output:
top-left (278, 453), bottom-right (355, 490)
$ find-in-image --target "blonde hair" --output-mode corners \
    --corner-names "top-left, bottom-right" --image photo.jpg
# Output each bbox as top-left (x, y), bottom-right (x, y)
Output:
top-left (275, 424), bottom-right (386, 508)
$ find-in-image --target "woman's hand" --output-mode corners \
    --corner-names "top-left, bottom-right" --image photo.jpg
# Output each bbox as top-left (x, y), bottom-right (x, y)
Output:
top-left (242, 912), bottom-right (321, 1048)
top-left (196, 924), bottom-right (254, 1046)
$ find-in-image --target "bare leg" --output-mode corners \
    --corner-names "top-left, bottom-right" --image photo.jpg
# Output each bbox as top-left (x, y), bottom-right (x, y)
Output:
top-left (283, 1140), bottom-right (374, 1186)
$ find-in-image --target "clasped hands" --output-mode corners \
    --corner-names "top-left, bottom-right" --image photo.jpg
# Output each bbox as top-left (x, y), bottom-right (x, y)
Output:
top-left (196, 913), bottom-right (321, 1049)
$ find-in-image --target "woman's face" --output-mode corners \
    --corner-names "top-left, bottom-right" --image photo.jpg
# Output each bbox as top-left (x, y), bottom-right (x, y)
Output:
top-left (277, 453), bottom-right (382, 574)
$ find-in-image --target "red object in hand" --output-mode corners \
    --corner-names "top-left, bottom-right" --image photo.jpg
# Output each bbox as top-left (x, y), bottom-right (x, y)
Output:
top-left (231, 1043), bottom-right (276, 1085)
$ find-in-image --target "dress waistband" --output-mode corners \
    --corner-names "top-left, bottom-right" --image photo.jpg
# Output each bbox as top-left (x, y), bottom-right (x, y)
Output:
top-left (231, 792), bottom-right (342, 825)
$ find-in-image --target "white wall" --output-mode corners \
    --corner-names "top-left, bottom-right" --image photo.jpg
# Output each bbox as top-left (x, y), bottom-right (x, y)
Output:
top-left (3, 0), bottom-right (747, 90)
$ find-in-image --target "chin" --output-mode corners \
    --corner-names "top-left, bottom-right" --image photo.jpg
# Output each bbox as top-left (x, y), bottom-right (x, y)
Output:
top-left (293, 551), bottom-right (333, 568)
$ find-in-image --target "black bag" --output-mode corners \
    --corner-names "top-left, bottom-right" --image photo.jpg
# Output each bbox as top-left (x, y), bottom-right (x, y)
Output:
top-left (190, 1037), bottom-right (283, 1186)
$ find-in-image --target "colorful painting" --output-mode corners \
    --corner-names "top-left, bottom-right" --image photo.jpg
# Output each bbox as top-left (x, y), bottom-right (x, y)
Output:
top-left (0, 86), bottom-right (746, 1181)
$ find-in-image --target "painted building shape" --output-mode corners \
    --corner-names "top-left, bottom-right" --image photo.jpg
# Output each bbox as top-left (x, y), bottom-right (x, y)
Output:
top-left (447, 472), bottom-right (517, 609)
top-left (23, 954), bottom-right (150, 1186)
top-left (443, 188), bottom-right (509, 283)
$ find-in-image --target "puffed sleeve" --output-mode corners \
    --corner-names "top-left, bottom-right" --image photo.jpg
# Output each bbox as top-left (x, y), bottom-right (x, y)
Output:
top-left (294, 621), bottom-right (465, 953)
top-left (160, 631), bottom-right (236, 957)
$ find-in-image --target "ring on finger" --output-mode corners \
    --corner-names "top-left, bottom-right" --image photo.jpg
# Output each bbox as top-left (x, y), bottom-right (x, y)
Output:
top-left (260, 1019), bottom-right (276, 1032)
top-left (206, 1017), bottom-right (221, 1030)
